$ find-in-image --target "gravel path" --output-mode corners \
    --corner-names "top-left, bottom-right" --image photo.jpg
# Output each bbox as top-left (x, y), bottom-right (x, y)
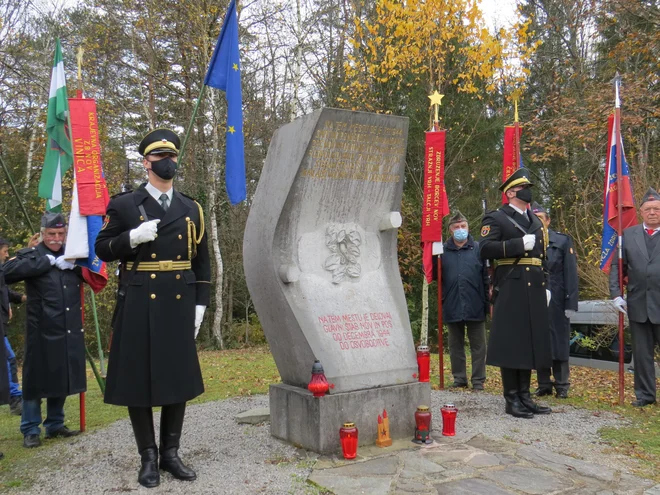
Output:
top-left (10, 391), bottom-right (636, 494)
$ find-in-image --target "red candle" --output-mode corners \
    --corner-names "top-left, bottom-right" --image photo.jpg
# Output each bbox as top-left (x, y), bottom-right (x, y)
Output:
top-left (414, 405), bottom-right (432, 444)
top-left (339, 422), bottom-right (358, 459)
top-left (416, 345), bottom-right (430, 382)
top-left (307, 360), bottom-right (330, 397)
top-left (441, 403), bottom-right (457, 436)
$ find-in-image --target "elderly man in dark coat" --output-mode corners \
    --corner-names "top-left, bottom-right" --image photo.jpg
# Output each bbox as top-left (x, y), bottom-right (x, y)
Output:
top-left (96, 129), bottom-right (211, 488)
top-left (610, 188), bottom-right (660, 407)
top-left (480, 168), bottom-right (553, 418)
top-left (3, 213), bottom-right (85, 448)
top-left (531, 203), bottom-right (579, 398)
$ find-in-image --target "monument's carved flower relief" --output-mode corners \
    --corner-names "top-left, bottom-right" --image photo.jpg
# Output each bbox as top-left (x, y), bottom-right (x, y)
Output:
top-left (323, 225), bottom-right (362, 284)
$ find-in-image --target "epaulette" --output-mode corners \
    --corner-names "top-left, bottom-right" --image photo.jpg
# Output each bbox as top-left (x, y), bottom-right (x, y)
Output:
top-left (111, 190), bottom-right (132, 200)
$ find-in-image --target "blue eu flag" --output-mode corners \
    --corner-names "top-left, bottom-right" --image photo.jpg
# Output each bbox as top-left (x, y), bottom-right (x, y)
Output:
top-left (204, 0), bottom-right (246, 204)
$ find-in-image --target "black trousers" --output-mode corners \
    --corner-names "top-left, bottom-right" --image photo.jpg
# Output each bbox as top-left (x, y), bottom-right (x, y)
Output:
top-left (630, 320), bottom-right (660, 402)
top-left (537, 360), bottom-right (570, 392)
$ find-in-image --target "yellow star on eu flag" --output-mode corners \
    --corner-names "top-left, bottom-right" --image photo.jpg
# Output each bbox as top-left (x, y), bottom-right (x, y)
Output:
top-left (232, 63), bottom-right (239, 71)
top-left (228, 126), bottom-right (236, 134)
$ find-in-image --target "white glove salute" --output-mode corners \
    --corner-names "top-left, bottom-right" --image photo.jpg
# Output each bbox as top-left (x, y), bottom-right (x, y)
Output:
top-left (194, 305), bottom-right (206, 339)
top-left (523, 234), bottom-right (536, 251)
top-left (613, 296), bottom-right (627, 315)
top-left (55, 257), bottom-right (76, 270)
top-left (129, 219), bottom-right (160, 248)
top-left (45, 254), bottom-right (56, 265)
top-left (546, 289), bottom-right (551, 307)
top-left (564, 309), bottom-right (576, 319)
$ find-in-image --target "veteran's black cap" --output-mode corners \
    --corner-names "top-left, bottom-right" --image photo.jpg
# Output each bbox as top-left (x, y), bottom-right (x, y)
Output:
top-left (41, 212), bottom-right (66, 228)
top-left (641, 187), bottom-right (660, 206)
top-left (138, 129), bottom-right (181, 156)
top-left (531, 202), bottom-right (548, 215)
top-left (499, 167), bottom-right (534, 193)
top-left (448, 210), bottom-right (467, 225)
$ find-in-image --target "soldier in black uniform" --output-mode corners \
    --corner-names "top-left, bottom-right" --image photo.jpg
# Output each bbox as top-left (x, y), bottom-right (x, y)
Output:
top-left (480, 168), bottom-right (553, 418)
top-left (531, 203), bottom-right (578, 398)
top-left (96, 129), bottom-right (211, 488)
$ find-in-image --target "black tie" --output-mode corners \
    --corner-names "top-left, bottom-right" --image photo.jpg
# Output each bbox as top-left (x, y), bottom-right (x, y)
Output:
top-left (159, 193), bottom-right (169, 212)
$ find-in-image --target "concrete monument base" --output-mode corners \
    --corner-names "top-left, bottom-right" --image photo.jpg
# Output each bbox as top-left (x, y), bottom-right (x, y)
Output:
top-left (270, 381), bottom-right (431, 454)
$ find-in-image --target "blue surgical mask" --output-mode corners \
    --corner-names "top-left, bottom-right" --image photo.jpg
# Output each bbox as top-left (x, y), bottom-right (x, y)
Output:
top-left (453, 228), bottom-right (468, 242)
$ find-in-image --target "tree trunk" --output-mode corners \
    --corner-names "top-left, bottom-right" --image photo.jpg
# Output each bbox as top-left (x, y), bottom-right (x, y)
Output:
top-left (24, 115), bottom-right (39, 193)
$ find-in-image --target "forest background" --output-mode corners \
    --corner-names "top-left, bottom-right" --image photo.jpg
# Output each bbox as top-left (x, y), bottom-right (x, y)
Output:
top-left (1, 0), bottom-right (659, 355)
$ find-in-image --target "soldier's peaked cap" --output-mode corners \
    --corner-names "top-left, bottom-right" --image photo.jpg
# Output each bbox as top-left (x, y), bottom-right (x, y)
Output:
top-left (448, 210), bottom-right (467, 225)
top-left (531, 202), bottom-right (548, 215)
top-left (138, 128), bottom-right (181, 156)
top-left (499, 167), bottom-right (534, 193)
top-left (41, 211), bottom-right (66, 228)
top-left (641, 187), bottom-right (660, 206)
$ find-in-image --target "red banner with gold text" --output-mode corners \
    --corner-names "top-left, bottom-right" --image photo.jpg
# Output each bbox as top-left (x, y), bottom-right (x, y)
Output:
top-left (68, 98), bottom-right (109, 215)
top-left (421, 130), bottom-right (448, 243)
top-left (502, 125), bottom-right (522, 204)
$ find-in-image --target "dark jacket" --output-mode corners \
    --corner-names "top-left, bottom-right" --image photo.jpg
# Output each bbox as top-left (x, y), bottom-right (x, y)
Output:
top-left (95, 184), bottom-right (211, 407)
top-left (546, 229), bottom-right (579, 361)
top-left (440, 235), bottom-right (488, 323)
top-left (1, 264), bottom-right (24, 329)
top-left (3, 244), bottom-right (86, 400)
top-left (609, 224), bottom-right (660, 324)
top-left (0, 265), bottom-right (9, 405)
top-left (480, 205), bottom-right (552, 370)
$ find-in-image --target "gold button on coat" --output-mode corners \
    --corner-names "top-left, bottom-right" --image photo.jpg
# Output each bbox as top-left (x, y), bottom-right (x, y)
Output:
top-left (151, 253), bottom-right (157, 259)
top-left (151, 274), bottom-right (156, 279)
top-left (177, 255), bottom-right (181, 260)
top-left (176, 274), bottom-right (181, 280)
top-left (176, 295), bottom-right (181, 299)
top-left (151, 294), bottom-right (156, 299)
top-left (526, 267), bottom-right (530, 271)
top-left (178, 234), bottom-right (182, 239)
top-left (527, 282), bottom-right (531, 287)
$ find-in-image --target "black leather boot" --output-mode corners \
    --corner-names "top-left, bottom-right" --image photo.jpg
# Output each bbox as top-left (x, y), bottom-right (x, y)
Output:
top-left (128, 407), bottom-right (160, 488)
top-left (159, 403), bottom-right (196, 481)
top-left (501, 368), bottom-right (533, 418)
top-left (518, 369), bottom-right (551, 414)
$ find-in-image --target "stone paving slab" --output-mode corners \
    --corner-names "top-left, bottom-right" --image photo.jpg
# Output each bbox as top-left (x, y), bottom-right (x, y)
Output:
top-left (309, 432), bottom-right (656, 495)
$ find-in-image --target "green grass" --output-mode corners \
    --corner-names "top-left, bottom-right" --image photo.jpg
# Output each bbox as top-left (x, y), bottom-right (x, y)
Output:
top-left (0, 347), bottom-right (280, 491)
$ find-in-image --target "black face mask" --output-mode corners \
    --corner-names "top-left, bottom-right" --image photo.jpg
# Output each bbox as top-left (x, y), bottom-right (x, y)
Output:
top-left (515, 187), bottom-right (533, 204)
top-left (149, 157), bottom-right (177, 180)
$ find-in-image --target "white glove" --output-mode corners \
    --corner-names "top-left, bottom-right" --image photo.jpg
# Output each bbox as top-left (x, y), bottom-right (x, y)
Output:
top-left (194, 305), bottom-right (206, 339)
top-left (45, 254), bottom-right (56, 265)
top-left (523, 234), bottom-right (536, 251)
top-left (129, 219), bottom-right (160, 248)
top-left (613, 296), bottom-right (627, 315)
top-left (55, 257), bottom-right (76, 270)
top-left (546, 289), bottom-right (551, 306)
top-left (564, 309), bottom-right (576, 319)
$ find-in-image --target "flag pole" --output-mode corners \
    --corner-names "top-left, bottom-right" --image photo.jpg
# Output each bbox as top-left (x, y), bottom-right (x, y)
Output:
top-left (0, 154), bottom-right (36, 232)
top-left (514, 96), bottom-right (521, 169)
top-left (178, 84), bottom-right (208, 167)
top-left (613, 73), bottom-right (625, 406)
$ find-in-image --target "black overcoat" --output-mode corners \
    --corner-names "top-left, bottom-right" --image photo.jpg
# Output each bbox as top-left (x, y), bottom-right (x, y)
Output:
top-left (95, 184), bottom-right (211, 407)
top-left (3, 244), bottom-right (86, 400)
top-left (546, 229), bottom-right (579, 361)
top-left (480, 205), bottom-right (552, 370)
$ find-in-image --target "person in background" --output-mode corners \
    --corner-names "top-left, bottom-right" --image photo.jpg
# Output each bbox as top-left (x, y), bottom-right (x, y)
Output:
top-left (531, 204), bottom-right (578, 399)
top-left (0, 237), bottom-right (26, 415)
top-left (434, 211), bottom-right (489, 391)
top-left (610, 188), bottom-right (660, 407)
top-left (3, 213), bottom-right (85, 448)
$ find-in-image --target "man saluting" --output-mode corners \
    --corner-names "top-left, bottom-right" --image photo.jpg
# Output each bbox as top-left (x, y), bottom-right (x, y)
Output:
top-left (479, 168), bottom-right (553, 418)
top-left (96, 129), bottom-right (211, 488)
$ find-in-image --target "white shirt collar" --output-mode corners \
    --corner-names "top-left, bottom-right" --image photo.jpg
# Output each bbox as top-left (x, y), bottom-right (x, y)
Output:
top-left (643, 223), bottom-right (660, 232)
top-left (509, 204), bottom-right (526, 215)
top-left (145, 181), bottom-right (173, 204)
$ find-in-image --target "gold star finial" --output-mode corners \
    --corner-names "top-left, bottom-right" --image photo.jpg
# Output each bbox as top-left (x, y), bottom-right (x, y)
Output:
top-left (428, 90), bottom-right (444, 125)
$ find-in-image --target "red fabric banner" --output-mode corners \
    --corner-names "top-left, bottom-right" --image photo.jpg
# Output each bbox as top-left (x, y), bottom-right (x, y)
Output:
top-left (502, 125), bottom-right (522, 203)
top-left (68, 98), bottom-right (109, 215)
top-left (421, 130), bottom-right (448, 283)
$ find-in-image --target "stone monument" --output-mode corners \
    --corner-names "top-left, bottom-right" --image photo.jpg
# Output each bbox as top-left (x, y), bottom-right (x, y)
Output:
top-left (243, 108), bottom-right (429, 454)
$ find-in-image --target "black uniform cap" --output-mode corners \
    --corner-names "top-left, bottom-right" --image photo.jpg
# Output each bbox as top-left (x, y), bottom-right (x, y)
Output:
top-left (531, 202), bottom-right (548, 215)
top-left (138, 129), bottom-right (181, 156)
top-left (41, 212), bottom-right (66, 228)
top-left (499, 167), bottom-right (534, 193)
top-left (641, 187), bottom-right (660, 206)
top-left (448, 210), bottom-right (467, 225)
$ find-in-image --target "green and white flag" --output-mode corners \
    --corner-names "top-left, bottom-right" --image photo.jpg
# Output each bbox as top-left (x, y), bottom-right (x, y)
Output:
top-left (38, 39), bottom-right (73, 212)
